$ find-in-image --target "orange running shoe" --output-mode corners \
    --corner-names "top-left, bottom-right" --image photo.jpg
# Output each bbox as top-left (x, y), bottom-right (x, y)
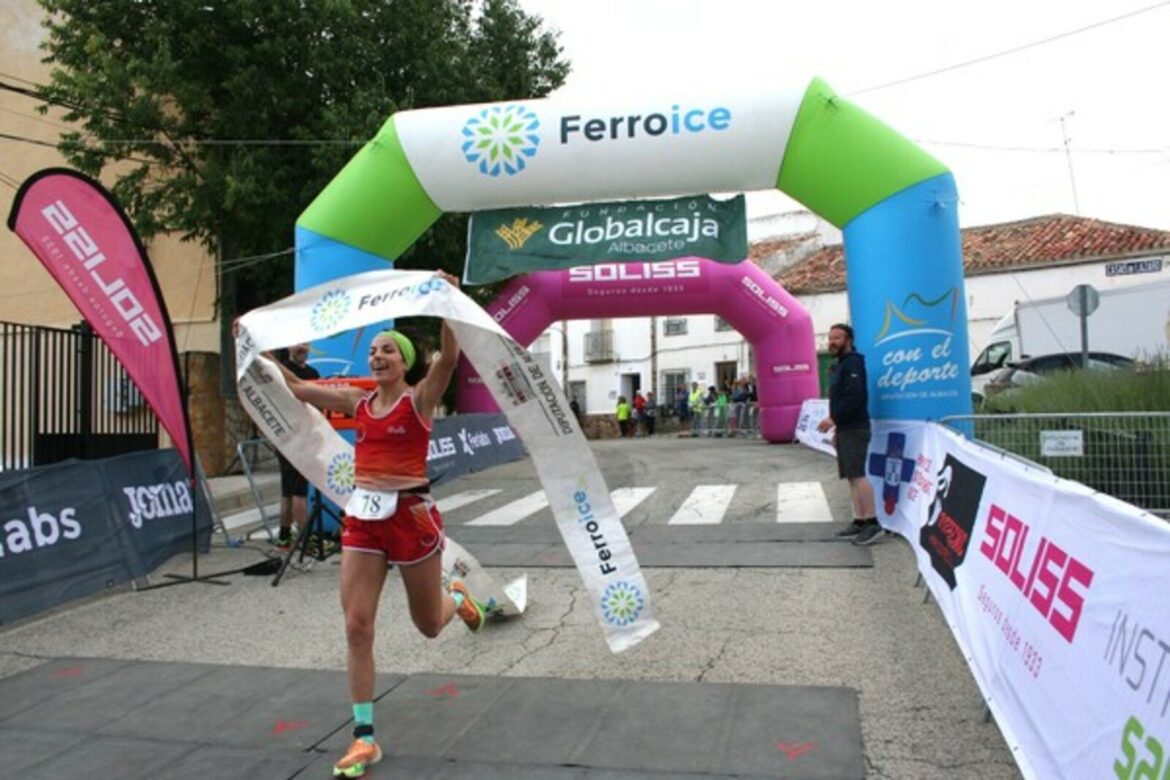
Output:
top-left (332, 738), bottom-right (382, 778)
top-left (450, 580), bottom-right (486, 633)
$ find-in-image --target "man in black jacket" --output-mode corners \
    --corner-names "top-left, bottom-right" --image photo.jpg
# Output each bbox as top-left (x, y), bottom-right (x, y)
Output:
top-left (817, 323), bottom-right (882, 545)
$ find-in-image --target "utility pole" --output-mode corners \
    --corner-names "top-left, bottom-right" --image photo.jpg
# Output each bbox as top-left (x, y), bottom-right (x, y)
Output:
top-left (1058, 111), bottom-right (1080, 215)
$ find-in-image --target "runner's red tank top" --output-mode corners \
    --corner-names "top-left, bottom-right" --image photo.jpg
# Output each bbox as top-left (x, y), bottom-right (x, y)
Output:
top-left (353, 390), bottom-right (431, 491)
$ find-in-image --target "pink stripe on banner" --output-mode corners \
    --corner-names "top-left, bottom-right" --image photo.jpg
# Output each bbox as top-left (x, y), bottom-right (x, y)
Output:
top-left (7, 169), bottom-right (192, 472)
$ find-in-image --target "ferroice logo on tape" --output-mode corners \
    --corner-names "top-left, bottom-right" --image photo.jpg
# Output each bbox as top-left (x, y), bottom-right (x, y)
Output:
top-left (326, 451), bottom-right (355, 496)
top-left (601, 580), bottom-right (645, 627)
top-left (310, 289), bottom-right (352, 332)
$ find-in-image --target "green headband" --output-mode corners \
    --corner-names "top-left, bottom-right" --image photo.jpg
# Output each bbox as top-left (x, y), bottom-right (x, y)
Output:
top-left (377, 329), bottom-right (416, 371)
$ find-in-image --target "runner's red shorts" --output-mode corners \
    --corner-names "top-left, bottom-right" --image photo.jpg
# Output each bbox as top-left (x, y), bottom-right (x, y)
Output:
top-left (341, 495), bottom-right (445, 565)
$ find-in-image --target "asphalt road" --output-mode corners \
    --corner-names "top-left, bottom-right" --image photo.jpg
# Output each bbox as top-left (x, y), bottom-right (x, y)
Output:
top-left (0, 436), bottom-right (1021, 779)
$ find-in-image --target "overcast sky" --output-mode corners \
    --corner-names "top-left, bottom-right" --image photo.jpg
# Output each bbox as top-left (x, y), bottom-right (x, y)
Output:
top-left (517, 0), bottom-right (1170, 231)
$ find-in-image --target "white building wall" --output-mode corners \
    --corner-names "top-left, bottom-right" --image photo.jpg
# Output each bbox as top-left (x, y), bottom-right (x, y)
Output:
top-left (547, 228), bottom-right (1166, 408)
top-left (657, 315), bottom-right (751, 389)
top-left (962, 255), bottom-right (1169, 354)
top-left (772, 254), bottom-right (1169, 361)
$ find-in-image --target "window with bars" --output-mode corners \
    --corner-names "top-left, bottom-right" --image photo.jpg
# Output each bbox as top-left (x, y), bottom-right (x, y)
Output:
top-left (663, 318), bottom-right (688, 336)
top-left (715, 316), bottom-right (734, 332)
top-left (661, 371), bottom-right (690, 410)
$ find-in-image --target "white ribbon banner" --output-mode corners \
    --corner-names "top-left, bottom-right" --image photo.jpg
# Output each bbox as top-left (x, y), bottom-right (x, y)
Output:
top-left (869, 419), bottom-right (1170, 779)
top-left (794, 398), bottom-right (836, 457)
top-left (235, 269), bottom-right (659, 652)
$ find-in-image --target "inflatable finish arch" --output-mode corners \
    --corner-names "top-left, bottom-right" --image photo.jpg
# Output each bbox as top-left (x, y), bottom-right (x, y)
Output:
top-left (296, 77), bottom-right (974, 425)
top-left (460, 258), bottom-right (818, 442)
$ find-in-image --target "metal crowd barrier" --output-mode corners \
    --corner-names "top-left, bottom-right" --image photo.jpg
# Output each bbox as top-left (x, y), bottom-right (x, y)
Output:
top-left (689, 402), bottom-right (760, 438)
top-left (940, 412), bottom-right (1170, 518)
top-left (234, 437), bottom-right (282, 543)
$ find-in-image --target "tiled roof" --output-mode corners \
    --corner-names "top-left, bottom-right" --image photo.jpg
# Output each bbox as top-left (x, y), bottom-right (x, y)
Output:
top-left (773, 214), bottom-right (1170, 294)
top-left (747, 234), bottom-right (818, 263)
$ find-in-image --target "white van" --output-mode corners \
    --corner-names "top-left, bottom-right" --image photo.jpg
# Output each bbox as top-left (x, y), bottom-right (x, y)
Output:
top-left (970, 280), bottom-right (1170, 400)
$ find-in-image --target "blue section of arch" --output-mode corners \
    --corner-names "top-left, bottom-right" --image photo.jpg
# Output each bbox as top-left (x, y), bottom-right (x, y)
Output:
top-left (294, 226), bottom-right (391, 379)
top-left (294, 225), bottom-right (393, 531)
top-left (842, 174), bottom-right (973, 422)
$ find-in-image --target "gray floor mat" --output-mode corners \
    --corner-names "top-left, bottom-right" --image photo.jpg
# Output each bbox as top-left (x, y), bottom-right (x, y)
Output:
top-left (326, 673), bottom-right (863, 779)
top-left (0, 660), bottom-right (862, 779)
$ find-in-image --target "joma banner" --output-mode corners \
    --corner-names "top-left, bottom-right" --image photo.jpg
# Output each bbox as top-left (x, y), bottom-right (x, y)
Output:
top-left (463, 194), bottom-right (747, 285)
top-left (0, 450), bottom-right (212, 624)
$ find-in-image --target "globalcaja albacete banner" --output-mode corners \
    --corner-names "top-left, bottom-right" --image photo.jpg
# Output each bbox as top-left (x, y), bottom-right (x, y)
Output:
top-left (463, 194), bottom-right (747, 285)
top-left (858, 420), bottom-right (1170, 779)
top-left (0, 449), bottom-right (212, 625)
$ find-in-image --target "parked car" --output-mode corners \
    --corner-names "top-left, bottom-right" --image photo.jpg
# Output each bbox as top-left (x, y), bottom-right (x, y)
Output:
top-left (982, 352), bottom-right (1134, 399)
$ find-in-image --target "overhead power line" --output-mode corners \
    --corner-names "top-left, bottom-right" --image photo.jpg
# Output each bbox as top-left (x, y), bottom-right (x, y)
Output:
top-left (850, 1), bottom-right (1170, 96)
top-left (915, 139), bottom-right (1169, 155)
top-left (0, 130), bottom-right (162, 167)
top-left (0, 70), bottom-right (42, 87)
top-left (0, 104), bottom-right (73, 130)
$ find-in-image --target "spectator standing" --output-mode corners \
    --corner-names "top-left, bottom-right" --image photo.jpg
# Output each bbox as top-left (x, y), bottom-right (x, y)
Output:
top-left (615, 395), bottom-right (631, 437)
top-left (644, 390), bottom-right (657, 436)
top-left (714, 386), bottom-right (729, 434)
top-left (817, 323), bottom-right (882, 545)
top-left (632, 391), bottom-right (646, 437)
top-left (688, 382), bottom-right (706, 434)
top-left (275, 342), bottom-right (320, 550)
top-left (674, 386), bottom-right (689, 429)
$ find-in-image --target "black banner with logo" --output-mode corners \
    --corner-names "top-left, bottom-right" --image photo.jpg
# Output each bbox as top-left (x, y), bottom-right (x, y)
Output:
top-left (427, 413), bottom-right (528, 486)
top-left (0, 449), bottom-right (212, 625)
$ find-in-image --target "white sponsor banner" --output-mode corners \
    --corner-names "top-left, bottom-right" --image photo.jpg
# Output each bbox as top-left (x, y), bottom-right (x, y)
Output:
top-left (235, 270), bottom-right (658, 652)
top-left (393, 83), bottom-right (805, 212)
top-left (868, 420), bottom-right (1170, 779)
top-left (794, 398), bottom-right (836, 457)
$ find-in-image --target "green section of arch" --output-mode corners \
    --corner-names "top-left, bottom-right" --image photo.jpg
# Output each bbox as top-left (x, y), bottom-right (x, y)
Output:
top-left (777, 78), bottom-right (949, 228)
top-left (297, 116), bottom-right (441, 261)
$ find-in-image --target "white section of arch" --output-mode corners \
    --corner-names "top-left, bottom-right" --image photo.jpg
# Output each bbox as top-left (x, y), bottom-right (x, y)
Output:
top-left (393, 83), bottom-right (807, 212)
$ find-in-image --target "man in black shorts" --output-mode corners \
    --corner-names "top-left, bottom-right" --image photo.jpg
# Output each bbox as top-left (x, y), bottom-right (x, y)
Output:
top-left (275, 342), bottom-right (320, 550)
top-left (817, 323), bottom-right (882, 545)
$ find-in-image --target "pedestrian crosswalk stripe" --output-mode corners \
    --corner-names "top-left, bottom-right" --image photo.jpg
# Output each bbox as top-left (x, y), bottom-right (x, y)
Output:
top-left (775, 481), bottom-right (834, 523)
top-left (610, 486), bottom-right (657, 517)
top-left (442, 481), bottom-right (834, 526)
top-left (465, 490), bottom-right (548, 527)
top-left (668, 485), bottom-right (738, 525)
top-left (436, 489), bottom-right (502, 514)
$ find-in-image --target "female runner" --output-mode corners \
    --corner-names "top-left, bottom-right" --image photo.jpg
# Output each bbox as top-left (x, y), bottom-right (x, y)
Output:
top-left (273, 272), bottom-right (485, 778)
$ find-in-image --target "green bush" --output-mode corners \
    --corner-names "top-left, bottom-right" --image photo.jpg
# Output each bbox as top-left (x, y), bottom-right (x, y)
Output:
top-left (982, 364), bottom-right (1170, 414)
top-left (977, 363), bottom-right (1170, 515)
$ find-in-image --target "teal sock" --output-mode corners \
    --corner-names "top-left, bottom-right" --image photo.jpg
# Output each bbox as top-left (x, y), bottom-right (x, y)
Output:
top-left (352, 702), bottom-right (374, 744)
top-left (451, 591), bottom-right (466, 609)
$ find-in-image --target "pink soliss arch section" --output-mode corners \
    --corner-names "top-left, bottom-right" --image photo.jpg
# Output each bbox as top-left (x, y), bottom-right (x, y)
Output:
top-left (457, 257), bottom-right (819, 442)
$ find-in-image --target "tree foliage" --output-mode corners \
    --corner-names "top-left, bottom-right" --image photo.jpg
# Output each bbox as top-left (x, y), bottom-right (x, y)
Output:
top-left (37, 0), bottom-right (570, 309)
